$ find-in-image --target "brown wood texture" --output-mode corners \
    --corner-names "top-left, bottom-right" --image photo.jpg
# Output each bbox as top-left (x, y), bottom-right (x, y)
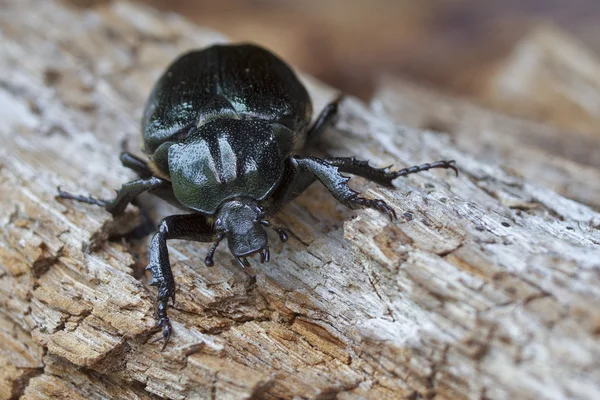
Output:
top-left (1, 1), bottom-right (600, 399)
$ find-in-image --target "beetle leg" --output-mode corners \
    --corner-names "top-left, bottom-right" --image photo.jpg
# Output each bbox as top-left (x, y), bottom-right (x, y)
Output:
top-left (56, 187), bottom-right (108, 208)
top-left (120, 151), bottom-right (153, 179)
top-left (146, 214), bottom-right (215, 350)
top-left (151, 300), bottom-right (172, 351)
top-left (306, 96), bottom-right (343, 144)
top-left (291, 156), bottom-right (398, 221)
top-left (57, 177), bottom-right (170, 216)
top-left (324, 157), bottom-right (458, 187)
top-left (347, 197), bottom-right (397, 220)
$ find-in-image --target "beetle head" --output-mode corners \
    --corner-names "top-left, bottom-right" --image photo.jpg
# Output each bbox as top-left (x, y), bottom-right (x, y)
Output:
top-left (215, 199), bottom-right (269, 266)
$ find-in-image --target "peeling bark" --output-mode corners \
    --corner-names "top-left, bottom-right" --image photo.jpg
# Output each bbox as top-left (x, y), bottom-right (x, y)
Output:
top-left (1, 1), bottom-right (600, 399)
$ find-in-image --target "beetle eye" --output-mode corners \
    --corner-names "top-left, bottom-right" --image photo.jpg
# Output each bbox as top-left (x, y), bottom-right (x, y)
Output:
top-left (215, 218), bottom-right (224, 230)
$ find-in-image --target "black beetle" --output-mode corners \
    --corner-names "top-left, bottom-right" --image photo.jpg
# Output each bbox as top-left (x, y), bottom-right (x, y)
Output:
top-left (58, 44), bottom-right (457, 348)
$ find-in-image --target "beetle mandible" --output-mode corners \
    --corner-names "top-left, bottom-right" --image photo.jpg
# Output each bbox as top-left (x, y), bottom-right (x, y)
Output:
top-left (58, 44), bottom-right (457, 348)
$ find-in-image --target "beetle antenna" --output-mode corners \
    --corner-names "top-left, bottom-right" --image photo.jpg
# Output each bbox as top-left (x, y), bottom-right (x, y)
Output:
top-left (260, 220), bottom-right (288, 242)
top-left (258, 246), bottom-right (271, 264)
top-left (204, 234), bottom-right (224, 266)
top-left (273, 228), bottom-right (288, 243)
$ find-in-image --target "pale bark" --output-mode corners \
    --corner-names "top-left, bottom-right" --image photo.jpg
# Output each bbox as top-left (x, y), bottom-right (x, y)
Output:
top-left (1, 1), bottom-right (599, 400)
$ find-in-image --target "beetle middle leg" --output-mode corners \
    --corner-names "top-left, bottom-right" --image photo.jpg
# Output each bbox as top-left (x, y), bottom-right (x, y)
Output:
top-left (146, 213), bottom-right (216, 350)
top-left (57, 177), bottom-right (170, 216)
top-left (324, 157), bottom-right (458, 187)
top-left (291, 156), bottom-right (397, 220)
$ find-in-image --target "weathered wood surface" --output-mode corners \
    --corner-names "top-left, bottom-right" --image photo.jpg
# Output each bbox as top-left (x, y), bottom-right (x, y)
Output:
top-left (1, 1), bottom-right (600, 399)
top-left (374, 77), bottom-right (600, 211)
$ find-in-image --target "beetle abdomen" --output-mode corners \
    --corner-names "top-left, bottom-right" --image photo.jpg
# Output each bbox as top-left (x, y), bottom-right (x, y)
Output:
top-left (167, 119), bottom-right (286, 214)
top-left (142, 44), bottom-right (312, 156)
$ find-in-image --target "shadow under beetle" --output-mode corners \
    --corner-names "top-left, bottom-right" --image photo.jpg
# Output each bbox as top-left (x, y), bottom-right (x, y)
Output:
top-left (58, 44), bottom-right (457, 349)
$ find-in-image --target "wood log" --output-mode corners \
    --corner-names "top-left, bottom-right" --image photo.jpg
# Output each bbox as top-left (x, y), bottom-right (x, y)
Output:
top-left (374, 77), bottom-right (600, 211)
top-left (1, 1), bottom-right (599, 399)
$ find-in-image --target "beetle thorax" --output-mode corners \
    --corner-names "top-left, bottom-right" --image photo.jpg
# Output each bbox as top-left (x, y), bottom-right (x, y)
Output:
top-left (167, 119), bottom-right (285, 214)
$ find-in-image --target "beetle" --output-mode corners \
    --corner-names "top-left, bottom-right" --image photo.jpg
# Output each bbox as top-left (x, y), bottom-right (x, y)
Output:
top-left (58, 43), bottom-right (457, 348)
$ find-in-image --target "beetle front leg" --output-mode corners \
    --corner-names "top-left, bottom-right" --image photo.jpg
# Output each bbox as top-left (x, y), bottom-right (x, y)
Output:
top-left (147, 221), bottom-right (175, 350)
top-left (145, 214), bottom-right (215, 350)
top-left (57, 177), bottom-right (169, 216)
top-left (324, 157), bottom-right (458, 187)
top-left (291, 156), bottom-right (397, 220)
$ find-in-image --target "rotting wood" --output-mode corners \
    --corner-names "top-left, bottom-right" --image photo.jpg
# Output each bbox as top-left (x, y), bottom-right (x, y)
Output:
top-left (1, 1), bottom-right (599, 400)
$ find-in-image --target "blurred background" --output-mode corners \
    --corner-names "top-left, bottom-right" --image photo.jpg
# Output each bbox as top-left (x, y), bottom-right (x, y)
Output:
top-left (137, 0), bottom-right (600, 100)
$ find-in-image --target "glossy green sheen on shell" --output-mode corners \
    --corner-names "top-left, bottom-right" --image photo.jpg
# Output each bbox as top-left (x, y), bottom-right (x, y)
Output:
top-left (141, 44), bottom-right (313, 214)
